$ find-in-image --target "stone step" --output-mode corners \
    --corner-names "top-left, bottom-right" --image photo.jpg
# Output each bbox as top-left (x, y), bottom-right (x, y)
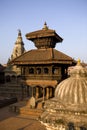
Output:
top-left (20, 106), bottom-right (43, 119)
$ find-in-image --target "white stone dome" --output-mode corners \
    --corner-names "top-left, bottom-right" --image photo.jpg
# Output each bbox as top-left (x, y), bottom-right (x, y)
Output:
top-left (40, 60), bottom-right (87, 129)
top-left (55, 60), bottom-right (87, 106)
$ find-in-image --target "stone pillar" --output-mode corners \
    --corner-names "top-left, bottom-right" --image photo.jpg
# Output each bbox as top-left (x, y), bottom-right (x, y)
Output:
top-left (32, 87), bottom-right (33, 97)
top-left (36, 87), bottom-right (39, 99)
top-left (27, 86), bottom-right (29, 97)
top-left (46, 88), bottom-right (49, 99)
top-left (43, 88), bottom-right (45, 102)
top-left (75, 126), bottom-right (80, 130)
top-left (49, 87), bottom-right (53, 98)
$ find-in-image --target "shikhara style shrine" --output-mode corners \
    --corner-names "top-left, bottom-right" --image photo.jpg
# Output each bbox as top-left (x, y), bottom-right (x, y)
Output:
top-left (12, 22), bottom-right (75, 100)
top-left (40, 60), bottom-right (87, 130)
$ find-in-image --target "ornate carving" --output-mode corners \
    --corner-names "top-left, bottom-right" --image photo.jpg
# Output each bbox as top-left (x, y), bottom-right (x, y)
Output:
top-left (34, 37), bottom-right (56, 49)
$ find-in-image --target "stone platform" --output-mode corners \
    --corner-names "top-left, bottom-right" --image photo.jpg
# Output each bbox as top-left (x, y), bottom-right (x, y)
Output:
top-left (0, 115), bottom-right (46, 130)
top-left (20, 107), bottom-right (44, 119)
top-left (9, 97), bottom-right (45, 119)
top-left (20, 98), bottom-right (44, 119)
top-left (0, 104), bottom-right (46, 130)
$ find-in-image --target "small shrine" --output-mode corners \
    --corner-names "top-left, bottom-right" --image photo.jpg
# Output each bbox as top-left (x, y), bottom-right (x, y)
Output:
top-left (40, 60), bottom-right (87, 130)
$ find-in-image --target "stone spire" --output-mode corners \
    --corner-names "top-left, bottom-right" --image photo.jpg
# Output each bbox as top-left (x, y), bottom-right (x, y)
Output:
top-left (11, 30), bottom-right (25, 60)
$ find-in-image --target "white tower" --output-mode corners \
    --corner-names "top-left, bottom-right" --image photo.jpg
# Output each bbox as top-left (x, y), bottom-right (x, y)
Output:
top-left (9, 30), bottom-right (25, 75)
top-left (11, 30), bottom-right (25, 60)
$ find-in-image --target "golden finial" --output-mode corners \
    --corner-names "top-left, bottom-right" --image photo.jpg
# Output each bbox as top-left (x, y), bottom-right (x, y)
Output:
top-left (18, 29), bottom-right (21, 36)
top-left (77, 59), bottom-right (81, 65)
top-left (42, 22), bottom-right (48, 30)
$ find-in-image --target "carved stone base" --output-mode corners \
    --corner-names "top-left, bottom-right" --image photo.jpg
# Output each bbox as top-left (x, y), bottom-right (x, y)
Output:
top-left (20, 106), bottom-right (43, 119)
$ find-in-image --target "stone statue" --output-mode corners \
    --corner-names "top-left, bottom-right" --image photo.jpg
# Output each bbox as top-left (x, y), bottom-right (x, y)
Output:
top-left (29, 96), bottom-right (36, 108)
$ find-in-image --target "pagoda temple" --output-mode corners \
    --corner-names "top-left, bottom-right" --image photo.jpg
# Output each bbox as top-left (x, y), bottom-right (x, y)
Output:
top-left (11, 23), bottom-right (75, 100)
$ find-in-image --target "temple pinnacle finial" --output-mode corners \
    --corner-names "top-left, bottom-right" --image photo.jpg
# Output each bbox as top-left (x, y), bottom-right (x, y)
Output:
top-left (42, 22), bottom-right (48, 30)
top-left (18, 29), bottom-right (21, 36)
top-left (77, 59), bottom-right (81, 65)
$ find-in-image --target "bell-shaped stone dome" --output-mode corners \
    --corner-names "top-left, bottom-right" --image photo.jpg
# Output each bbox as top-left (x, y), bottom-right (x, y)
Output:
top-left (55, 60), bottom-right (87, 107)
top-left (40, 60), bottom-right (87, 129)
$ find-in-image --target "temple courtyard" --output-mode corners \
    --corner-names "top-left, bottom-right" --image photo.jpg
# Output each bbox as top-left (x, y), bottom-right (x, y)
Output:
top-left (0, 105), bottom-right (46, 130)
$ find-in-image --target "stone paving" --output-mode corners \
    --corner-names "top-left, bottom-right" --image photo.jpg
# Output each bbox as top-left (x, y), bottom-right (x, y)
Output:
top-left (0, 106), bottom-right (46, 130)
top-left (0, 106), bottom-right (18, 121)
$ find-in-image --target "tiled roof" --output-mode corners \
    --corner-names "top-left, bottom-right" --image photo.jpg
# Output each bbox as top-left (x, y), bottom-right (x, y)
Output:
top-left (12, 48), bottom-right (73, 65)
top-left (26, 29), bottom-right (63, 43)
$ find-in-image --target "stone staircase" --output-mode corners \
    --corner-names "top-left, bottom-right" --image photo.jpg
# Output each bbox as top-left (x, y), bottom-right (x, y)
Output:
top-left (9, 97), bottom-right (45, 119)
top-left (20, 100), bottom-right (44, 119)
top-left (20, 107), bottom-right (43, 119)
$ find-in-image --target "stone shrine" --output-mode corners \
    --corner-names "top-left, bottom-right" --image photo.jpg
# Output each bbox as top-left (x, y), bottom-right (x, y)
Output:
top-left (40, 60), bottom-right (87, 130)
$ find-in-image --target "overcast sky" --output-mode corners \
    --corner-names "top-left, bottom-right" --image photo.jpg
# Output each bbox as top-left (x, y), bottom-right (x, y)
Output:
top-left (0, 0), bottom-right (87, 64)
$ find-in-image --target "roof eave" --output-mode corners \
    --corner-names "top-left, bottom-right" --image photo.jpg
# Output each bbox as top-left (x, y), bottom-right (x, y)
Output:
top-left (12, 59), bottom-right (73, 65)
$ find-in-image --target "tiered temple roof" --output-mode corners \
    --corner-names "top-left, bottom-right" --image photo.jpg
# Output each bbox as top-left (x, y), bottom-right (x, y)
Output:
top-left (12, 23), bottom-right (74, 65)
top-left (26, 22), bottom-right (63, 49)
top-left (12, 48), bottom-right (73, 65)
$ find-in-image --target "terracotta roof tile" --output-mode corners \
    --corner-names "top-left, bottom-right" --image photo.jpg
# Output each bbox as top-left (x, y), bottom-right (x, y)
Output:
top-left (26, 29), bottom-right (63, 43)
top-left (12, 48), bottom-right (73, 65)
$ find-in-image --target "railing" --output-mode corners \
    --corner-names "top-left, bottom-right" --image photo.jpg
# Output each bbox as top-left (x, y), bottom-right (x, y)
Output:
top-left (22, 74), bottom-right (62, 81)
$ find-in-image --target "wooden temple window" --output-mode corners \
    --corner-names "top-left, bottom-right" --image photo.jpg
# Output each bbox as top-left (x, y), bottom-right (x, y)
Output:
top-left (36, 68), bottom-right (41, 74)
top-left (44, 68), bottom-right (49, 74)
top-left (29, 68), bottom-right (34, 74)
top-left (5, 75), bottom-right (11, 82)
top-left (23, 67), bottom-right (26, 75)
top-left (11, 75), bottom-right (16, 80)
top-left (52, 68), bottom-right (59, 74)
